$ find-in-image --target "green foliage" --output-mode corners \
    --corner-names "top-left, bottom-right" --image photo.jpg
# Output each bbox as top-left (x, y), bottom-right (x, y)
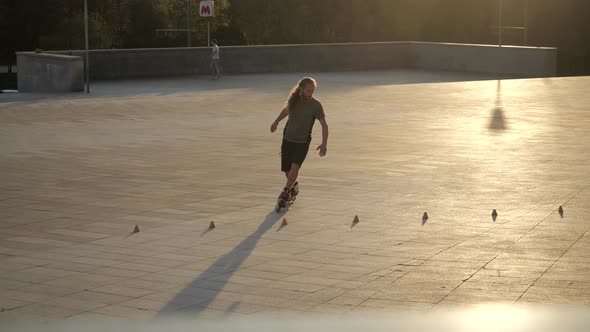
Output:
top-left (40, 12), bottom-right (113, 50)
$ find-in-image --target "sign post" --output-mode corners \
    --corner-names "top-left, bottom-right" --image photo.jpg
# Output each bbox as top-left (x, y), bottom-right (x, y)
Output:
top-left (199, 0), bottom-right (215, 46)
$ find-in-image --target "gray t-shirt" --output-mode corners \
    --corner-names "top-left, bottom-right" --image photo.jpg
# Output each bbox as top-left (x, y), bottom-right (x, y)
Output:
top-left (283, 98), bottom-right (325, 143)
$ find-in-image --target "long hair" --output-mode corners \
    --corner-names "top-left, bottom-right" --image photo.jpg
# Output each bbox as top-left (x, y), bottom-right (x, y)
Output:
top-left (286, 77), bottom-right (316, 112)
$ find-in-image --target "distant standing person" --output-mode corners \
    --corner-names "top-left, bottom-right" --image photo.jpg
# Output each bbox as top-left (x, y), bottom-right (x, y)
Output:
top-left (270, 77), bottom-right (329, 212)
top-left (211, 39), bottom-right (221, 79)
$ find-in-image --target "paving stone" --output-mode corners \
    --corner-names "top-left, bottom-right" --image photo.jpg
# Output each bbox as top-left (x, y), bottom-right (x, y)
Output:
top-left (91, 284), bottom-right (158, 298)
top-left (0, 298), bottom-right (30, 311)
top-left (93, 305), bottom-right (159, 319)
top-left (65, 291), bottom-right (134, 305)
top-left (39, 297), bottom-right (109, 311)
top-left (9, 303), bottom-right (86, 318)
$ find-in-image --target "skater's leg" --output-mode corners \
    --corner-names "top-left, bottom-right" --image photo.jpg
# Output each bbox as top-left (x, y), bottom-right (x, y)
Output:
top-left (283, 170), bottom-right (299, 199)
top-left (285, 163), bottom-right (300, 189)
top-left (277, 167), bottom-right (295, 207)
top-left (279, 141), bottom-right (303, 200)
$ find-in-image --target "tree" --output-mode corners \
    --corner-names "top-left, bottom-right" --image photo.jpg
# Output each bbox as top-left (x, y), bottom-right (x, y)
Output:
top-left (126, 0), bottom-right (163, 48)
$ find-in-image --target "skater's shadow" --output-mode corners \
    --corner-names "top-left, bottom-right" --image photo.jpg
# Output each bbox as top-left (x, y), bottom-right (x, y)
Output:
top-left (156, 210), bottom-right (285, 317)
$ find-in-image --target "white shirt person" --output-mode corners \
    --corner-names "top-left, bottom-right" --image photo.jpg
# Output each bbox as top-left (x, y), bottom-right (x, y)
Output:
top-left (211, 39), bottom-right (221, 79)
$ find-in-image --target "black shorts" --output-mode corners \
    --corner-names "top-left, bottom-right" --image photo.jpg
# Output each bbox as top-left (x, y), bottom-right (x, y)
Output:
top-left (281, 139), bottom-right (310, 172)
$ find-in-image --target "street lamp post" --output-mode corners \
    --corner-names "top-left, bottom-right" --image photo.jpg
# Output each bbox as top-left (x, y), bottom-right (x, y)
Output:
top-left (84, 0), bottom-right (90, 93)
top-left (498, 0), bottom-right (503, 47)
top-left (187, 0), bottom-right (192, 47)
top-left (523, 0), bottom-right (528, 45)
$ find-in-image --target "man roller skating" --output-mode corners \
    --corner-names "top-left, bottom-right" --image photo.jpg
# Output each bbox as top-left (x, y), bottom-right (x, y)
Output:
top-left (270, 77), bottom-right (329, 212)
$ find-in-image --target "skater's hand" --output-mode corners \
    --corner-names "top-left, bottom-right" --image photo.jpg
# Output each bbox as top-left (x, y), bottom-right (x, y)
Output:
top-left (317, 144), bottom-right (327, 157)
top-left (270, 121), bottom-right (278, 133)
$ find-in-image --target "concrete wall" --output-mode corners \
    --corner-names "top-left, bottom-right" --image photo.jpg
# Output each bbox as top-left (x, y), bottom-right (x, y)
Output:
top-left (16, 52), bottom-right (84, 92)
top-left (221, 42), bottom-right (413, 74)
top-left (412, 42), bottom-right (557, 77)
top-left (46, 41), bottom-right (556, 82)
top-left (56, 42), bottom-right (413, 80)
top-left (60, 48), bottom-right (206, 80)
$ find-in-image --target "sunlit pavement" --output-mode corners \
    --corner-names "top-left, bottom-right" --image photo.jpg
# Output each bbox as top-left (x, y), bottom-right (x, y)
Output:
top-left (0, 70), bottom-right (589, 321)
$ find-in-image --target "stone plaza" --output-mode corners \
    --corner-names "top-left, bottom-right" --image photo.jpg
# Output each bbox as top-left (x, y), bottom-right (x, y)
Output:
top-left (1, 70), bottom-right (589, 321)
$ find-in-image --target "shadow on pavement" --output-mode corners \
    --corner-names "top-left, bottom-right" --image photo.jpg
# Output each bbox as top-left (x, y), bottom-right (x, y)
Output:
top-left (156, 209), bottom-right (286, 317)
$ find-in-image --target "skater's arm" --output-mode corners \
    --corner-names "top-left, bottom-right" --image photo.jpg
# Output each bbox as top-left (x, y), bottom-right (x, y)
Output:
top-left (271, 107), bottom-right (289, 133)
top-left (319, 117), bottom-right (329, 146)
top-left (316, 117), bottom-right (329, 156)
top-left (275, 107), bottom-right (289, 123)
